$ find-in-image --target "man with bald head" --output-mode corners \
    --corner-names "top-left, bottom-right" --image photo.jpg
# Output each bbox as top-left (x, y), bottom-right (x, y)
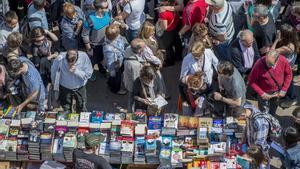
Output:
top-left (230, 29), bottom-right (260, 76)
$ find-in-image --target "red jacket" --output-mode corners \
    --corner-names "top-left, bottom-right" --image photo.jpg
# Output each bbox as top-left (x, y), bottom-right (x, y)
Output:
top-left (248, 55), bottom-right (292, 96)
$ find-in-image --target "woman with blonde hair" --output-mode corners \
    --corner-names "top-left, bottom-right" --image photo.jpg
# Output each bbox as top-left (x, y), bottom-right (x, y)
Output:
top-left (139, 21), bottom-right (169, 99)
top-left (180, 41), bottom-right (218, 88)
top-left (139, 21), bottom-right (163, 61)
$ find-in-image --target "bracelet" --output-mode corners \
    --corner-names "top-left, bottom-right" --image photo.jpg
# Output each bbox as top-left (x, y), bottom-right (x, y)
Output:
top-left (221, 96), bottom-right (224, 101)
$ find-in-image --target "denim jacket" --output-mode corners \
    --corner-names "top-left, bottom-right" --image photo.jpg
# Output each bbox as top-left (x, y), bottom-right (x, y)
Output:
top-left (103, 35), bottom-right (128, 75)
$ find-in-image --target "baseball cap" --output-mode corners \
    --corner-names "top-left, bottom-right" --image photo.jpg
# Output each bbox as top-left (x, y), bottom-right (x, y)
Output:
top-left (85, 133), bottom-right (104, 148)
top-left (205, 0), bottom-right (224, 8)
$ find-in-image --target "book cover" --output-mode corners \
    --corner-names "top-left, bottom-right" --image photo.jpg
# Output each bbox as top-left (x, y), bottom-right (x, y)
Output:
top-left (79, 112), bottom-right (91, 123)
top-left (171, 148), bottom-right (183, 164)
top-left (133, 111), bottom-right (147, 123)
top-left (178, 116), bottom-right (189, 129)
top-left (163, 113), bottom-right (178, 129)
top-left (188, 117), bottom-right (199, 129)
top-left (120, 120), bottom-right (135, 137)
top-left (135, 124), bottom-right (146, 135)
top-left (91, 111), bottom-right (105, 123)
top-left (121, 137), bottom-right (135, 152)
top-left (148, 116), bottom-right (162, 130)
top-left (198, 118), bottom-right (213, 128)
top-left (135, 137), bottom-right (145, 156)
top-left (68, 113), bottom-right (79, 122)
top-left (159, 147), bottom-right (171, 159)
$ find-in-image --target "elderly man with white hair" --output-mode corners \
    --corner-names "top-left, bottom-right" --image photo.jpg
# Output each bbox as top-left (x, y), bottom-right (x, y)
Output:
top-left (230, 29), bottom-right (260, 76)
top-left (248, 50), bottom-right (293, 115)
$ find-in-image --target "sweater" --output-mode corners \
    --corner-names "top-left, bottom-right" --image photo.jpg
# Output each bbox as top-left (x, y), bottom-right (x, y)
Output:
top-left (248, 55), bottom-right (292, 96)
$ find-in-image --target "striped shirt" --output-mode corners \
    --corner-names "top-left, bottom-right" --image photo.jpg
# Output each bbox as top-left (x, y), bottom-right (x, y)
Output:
top-left (208, 1), bottom-right (235, 41)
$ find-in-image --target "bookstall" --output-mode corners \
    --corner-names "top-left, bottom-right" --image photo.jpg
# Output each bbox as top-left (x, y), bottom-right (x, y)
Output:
top-left (0, 104), bottom-right (251, 169)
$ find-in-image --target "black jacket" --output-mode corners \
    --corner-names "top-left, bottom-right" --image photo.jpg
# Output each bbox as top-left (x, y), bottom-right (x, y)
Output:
top-left (230, 38), bottom-right (260, 74)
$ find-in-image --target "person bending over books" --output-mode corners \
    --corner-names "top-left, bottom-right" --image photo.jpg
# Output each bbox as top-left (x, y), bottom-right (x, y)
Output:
top-left (73, 133), bottom-right (112, 169)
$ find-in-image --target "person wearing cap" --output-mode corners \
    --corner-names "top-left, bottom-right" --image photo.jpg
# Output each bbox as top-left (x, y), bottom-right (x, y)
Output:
top-left (27, 0), bottom-right (48, 30)
top-left (252, 4), bottom-right (276, 55)
top-left (206, 0), bottom-right (235, 62)
top-left (82, 0), bottom-right (111, 81)
top-left (73, 133), bottom-right (112, 169)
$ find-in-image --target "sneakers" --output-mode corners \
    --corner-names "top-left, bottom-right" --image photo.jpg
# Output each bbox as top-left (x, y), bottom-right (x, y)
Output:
top-left (117, 89), bottom-right (127, 95)
top-left (89, 73), bottom-right (96, 82)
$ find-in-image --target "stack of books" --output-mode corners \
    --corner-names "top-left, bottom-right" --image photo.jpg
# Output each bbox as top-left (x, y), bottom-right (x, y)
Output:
top-left (40, 132), bottom-right (53, 160)
top-left (63, 132), bottom-right (77, 162)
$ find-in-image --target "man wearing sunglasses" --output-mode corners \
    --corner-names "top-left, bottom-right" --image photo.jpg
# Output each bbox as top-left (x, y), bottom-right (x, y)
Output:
top-left (51, 49), bottom-right (93, 113)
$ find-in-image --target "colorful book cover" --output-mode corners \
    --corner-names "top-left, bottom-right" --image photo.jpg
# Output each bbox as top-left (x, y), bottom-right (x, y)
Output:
top-left (79, 112), bottom-right (91, 123)
top-left (178, 116), bottom-right (189, 129)
top-left (135, 137), bottom-right (145, 156)
top-left (148, 116), bottom-right (162, 130)
top-left (159, 147), bottom-right (171, 159)
top-left (133, 111), bottom-right (147, 123)
top-left (188, 117), bottom-right (199, 129)
top-left (198, 117), bottom-right (213, 128)
top-left (91, 111), bottom-right (105, 123)
top-left (120, 120), bottom-right (135, 137)
top-left (68, 113), bottom-right (80, 122)
top-left (171, 148), bottom-right (183, 164)
top-left (163, 113), bottom-right (178, 129)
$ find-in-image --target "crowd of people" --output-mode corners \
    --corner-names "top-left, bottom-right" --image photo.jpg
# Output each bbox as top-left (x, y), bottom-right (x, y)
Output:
top-left (0, 0), bottom-right (300, 168)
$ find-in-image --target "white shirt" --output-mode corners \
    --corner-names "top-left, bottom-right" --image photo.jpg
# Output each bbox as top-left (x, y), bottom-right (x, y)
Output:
top-left (123, 0), bottom-right (145, 30)
top-left (180, 49), bottom-right (219, 86)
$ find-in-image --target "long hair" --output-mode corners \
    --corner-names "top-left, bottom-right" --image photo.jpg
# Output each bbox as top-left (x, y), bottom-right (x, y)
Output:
top-left (277, 24), bottom-right (300, 54)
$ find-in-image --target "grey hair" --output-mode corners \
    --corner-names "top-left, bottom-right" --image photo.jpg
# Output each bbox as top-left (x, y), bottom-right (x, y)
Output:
top-left (267, 50), bottom-right (279, 59)
top-left (254, 4), bottom-right (269, 17)
top-left (239, 29), bottom-right (253, 41)
top-left (131, 38), bottom-right (145, 54)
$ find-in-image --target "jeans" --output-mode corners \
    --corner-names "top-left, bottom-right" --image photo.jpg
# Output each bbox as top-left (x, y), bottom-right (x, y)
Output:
top-left (59, 85), bottom-right (87, 113)
top-left (257, 96), bottom-right (278, 115)
top-left (126, 29), bottom-right (140, 43)
top-left (213, 39), bottom-right (232, 61)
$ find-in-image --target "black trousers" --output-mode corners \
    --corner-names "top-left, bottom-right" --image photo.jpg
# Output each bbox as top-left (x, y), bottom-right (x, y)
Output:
top-left (158, 28), bottom-right (183, 65)
top-left (59, 85), bottom-right (87, 113)
top-left (91, 44), bottom-right (104, 69)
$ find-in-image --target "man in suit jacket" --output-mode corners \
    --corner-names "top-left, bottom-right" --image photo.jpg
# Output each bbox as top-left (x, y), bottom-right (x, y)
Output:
top-left (230, 29), bottom-right (260, 75)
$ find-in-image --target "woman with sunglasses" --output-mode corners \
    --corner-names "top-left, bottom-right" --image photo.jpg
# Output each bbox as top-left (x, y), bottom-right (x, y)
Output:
top-left (30, 27), bottom-right (58, 88)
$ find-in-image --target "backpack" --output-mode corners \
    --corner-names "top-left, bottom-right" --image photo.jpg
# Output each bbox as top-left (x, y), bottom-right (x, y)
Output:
top-left (252, 112), bottom-right (282, 138)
